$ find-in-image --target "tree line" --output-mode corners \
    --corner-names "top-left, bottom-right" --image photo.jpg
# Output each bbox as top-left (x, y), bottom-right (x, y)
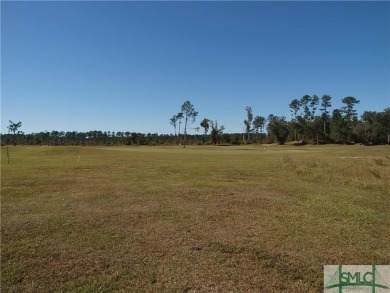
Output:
top-left (2, 96), bottom-right (390, 147)
top-left (168, 98), bottom-right (390, 146)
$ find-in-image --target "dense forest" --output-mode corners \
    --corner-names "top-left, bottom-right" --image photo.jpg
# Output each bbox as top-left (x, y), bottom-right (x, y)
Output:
top-left (2, 95), bottom-right (390, 146)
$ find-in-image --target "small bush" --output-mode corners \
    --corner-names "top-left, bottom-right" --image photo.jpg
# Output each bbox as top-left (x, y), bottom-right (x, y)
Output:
top-left (369, 169), bottom-right (381, 179)
top-left (373, 159), bottom-right (384, 166)
top-left (283, 155), bottom-right (296, 169)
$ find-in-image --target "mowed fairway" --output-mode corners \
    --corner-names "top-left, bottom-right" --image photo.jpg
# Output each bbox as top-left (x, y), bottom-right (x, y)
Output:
top-left (1, 145), bottom-right (389, 292)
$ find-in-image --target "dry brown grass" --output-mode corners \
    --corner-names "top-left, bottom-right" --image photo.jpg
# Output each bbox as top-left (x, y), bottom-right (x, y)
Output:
top-left (1, 145), bottom-right (389, 292)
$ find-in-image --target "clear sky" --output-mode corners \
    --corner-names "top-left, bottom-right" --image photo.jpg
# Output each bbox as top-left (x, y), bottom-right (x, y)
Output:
top-left (1, 1), bottom-right (389, 135)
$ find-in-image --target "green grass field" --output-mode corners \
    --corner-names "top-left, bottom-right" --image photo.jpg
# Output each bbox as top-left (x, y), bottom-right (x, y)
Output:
top-left (1, 145), bottom-right (389, 292)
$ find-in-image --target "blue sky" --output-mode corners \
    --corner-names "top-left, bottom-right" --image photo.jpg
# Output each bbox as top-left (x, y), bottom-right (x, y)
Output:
top-left (1, 1), bottom-right (389, 134)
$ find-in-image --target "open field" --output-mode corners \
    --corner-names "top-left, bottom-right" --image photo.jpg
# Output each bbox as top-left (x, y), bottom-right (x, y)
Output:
top-left (1, 144), bottom-right (389, 292)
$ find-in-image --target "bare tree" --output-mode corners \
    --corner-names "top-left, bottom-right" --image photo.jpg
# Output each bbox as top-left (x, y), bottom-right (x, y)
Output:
top-left (177, 112), bottom-right (184, 138)
top-left (7, 120), bottom-right (22, 147)
top-left (210, 121), bottom-right (225, 145)
top-left (170, 115), bottom-right (179, 136)
top-left (200, 118), bottom-right (210, 144)
top-left (181, 101), bottom-right (198, 148)
top-left (244, 106), bottom-right (253, 143)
